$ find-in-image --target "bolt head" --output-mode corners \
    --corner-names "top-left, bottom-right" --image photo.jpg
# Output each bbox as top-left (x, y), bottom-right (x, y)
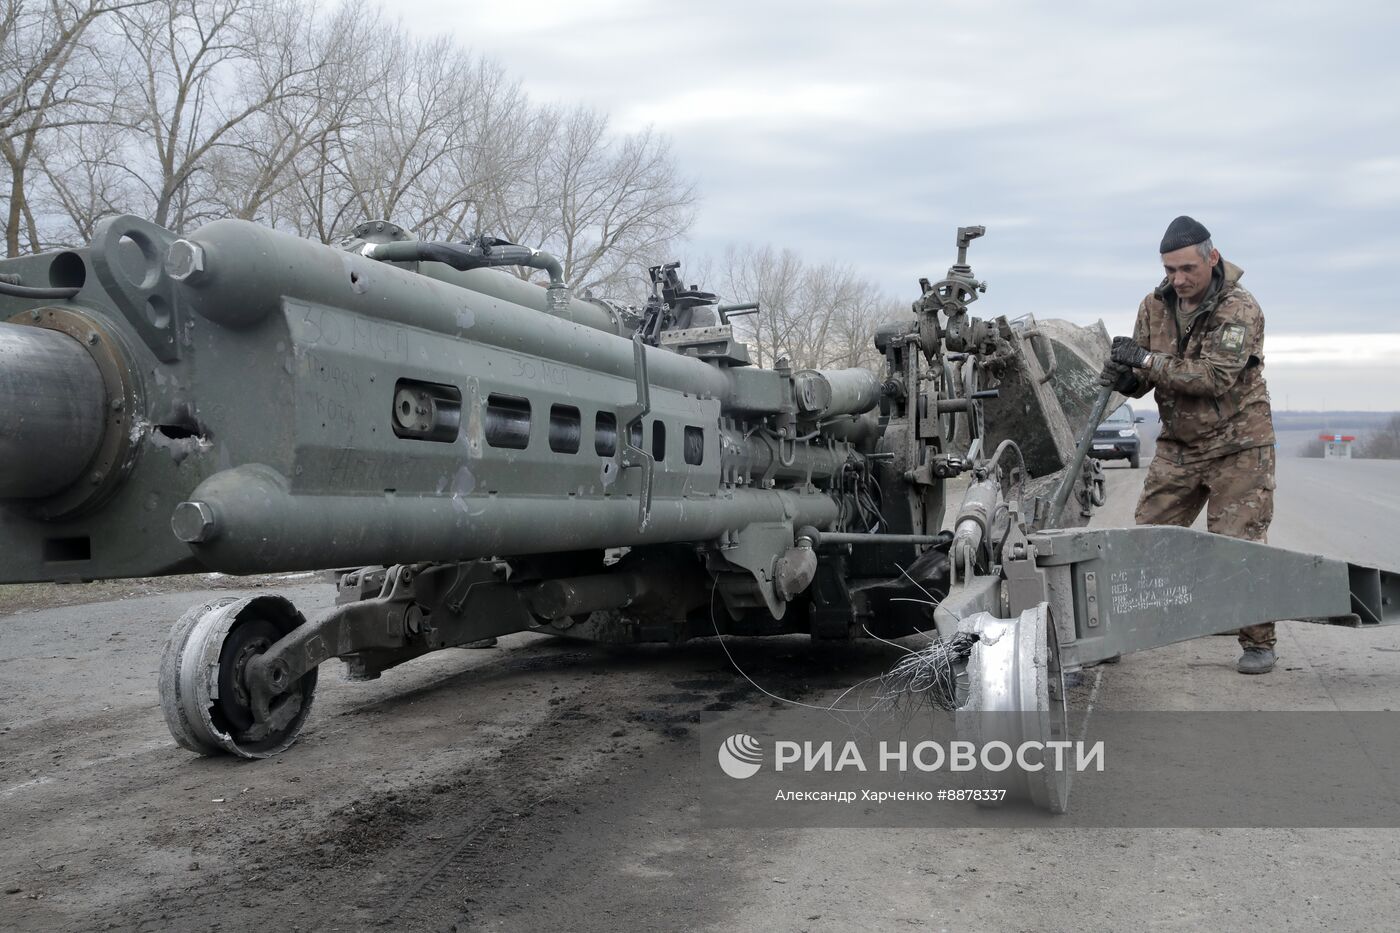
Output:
top-left (165, 239), bottom-right (206, 282)
top-left (171, 500), bottom-right (218, 543)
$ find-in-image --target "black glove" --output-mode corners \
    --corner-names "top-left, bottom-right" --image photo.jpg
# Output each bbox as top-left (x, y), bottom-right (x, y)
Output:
top-left (1098, 360), bottom-right (1140, 393)
top-left (1110, 336), bottom-right (1151, 369)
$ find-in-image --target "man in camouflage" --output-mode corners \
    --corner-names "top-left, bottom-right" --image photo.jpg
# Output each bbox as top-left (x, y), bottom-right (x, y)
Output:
top-left (1100, 216), bottom-right (1278, 674)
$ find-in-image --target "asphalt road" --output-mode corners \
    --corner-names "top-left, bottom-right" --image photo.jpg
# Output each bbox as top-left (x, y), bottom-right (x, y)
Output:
top-left (3, 445), bottom-right (1400, 932)
top-left (1108, 420), bottom-right (1399, 563)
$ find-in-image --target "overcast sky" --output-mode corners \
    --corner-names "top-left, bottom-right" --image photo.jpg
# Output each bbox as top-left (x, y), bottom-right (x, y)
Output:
top-left (412, 0), bottom-right (1399, 410)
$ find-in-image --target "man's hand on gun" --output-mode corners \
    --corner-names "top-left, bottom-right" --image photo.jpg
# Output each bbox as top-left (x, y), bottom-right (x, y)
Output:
top-left (1098, 336), bottom-right (1153, 393)
top-left (1110, 336), bottom-right (1153, 369)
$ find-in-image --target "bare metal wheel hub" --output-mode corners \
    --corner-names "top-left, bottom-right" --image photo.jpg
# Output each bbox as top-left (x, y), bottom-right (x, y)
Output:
top-left (957, 602), bottom-right (1072, 813)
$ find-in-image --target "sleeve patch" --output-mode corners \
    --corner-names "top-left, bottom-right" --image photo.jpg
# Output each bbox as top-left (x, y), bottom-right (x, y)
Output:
top-left (1219, 323), bottom-right (1247, 353)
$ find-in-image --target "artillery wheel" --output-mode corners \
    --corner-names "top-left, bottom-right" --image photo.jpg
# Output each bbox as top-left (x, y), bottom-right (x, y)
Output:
top-left (159, 595), bottom-right (318, 758)
top-left (957, 602), bottom-right (1071, 812)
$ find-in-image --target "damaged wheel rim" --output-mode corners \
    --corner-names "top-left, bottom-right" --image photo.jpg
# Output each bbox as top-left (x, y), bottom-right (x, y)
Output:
top-left (957, 602), bottom-right (1071, 813)
top-left (158, 595), bottom-right (317, 758)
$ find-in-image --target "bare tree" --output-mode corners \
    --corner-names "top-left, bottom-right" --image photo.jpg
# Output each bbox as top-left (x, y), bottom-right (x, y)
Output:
top-left (825, 281), bottom-right (902, 370)
top-left (1358, 414), bottom-right (1400, 460)
top-left (489, 106), bottom-right (697, 295)
top-left (203, 0), bottom-right (369, 226)
top-left (275, 30), bottom-right (487, 243)
top-left (32, 117), bottom-right (138, 240)
top-left (4, 0), bottom-right (700, 293)
top-left (717, 242), bottom-right (903, 370)
top-left (0, 0), bottom-right (145, 254)
top-left (331, 34), bottom-right (473, 236)
top-left (476, 101), bottom-right (557, 255)
top-left (116, 0), bottom-right (327, 230)
top-left (427, 56), bottom-right (534, 242)
top-left (718, 242), bottom-right (802, 368)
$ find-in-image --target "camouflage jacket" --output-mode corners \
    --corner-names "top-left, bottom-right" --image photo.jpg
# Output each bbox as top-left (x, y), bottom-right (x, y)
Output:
top-left (1124, 259), bottom-right (1275, 463)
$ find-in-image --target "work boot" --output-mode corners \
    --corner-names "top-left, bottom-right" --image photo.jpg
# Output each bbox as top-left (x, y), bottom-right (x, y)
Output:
top-left (1237, 646), bottom-right (1276, 674)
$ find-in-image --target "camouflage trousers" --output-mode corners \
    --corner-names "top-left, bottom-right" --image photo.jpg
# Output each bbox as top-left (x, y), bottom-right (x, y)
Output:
top-left (1135, 445), bottom-right (1277, 648)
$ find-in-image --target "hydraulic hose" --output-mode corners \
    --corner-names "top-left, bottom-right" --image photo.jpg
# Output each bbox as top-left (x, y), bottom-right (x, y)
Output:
top-left (363, 238), bottom-right (567, 290)
top-left (0, 279), bottom-right (81, 300)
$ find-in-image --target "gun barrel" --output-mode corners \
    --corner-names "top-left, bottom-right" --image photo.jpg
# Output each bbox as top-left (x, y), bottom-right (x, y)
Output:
top-left (0, 322), bottom-right (108, 498)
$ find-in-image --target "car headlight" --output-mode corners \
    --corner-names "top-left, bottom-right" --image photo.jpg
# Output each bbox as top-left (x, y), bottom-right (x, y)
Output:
top-left (1118, 429), bottom-right (1136, 437)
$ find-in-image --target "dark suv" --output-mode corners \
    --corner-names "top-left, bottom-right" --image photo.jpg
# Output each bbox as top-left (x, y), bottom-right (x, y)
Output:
top-left (1089, 403), bottom-right (1143, 468)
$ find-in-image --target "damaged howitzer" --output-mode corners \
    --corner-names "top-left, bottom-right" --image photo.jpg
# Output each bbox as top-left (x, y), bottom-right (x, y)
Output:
top-left (1, 217), bottom-right (1395, 810)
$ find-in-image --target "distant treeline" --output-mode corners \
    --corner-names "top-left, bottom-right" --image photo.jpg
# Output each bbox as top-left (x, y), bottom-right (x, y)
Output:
top-left (0, 0), bottom-right (906, 366)
top-left (1273, 410), bottom-right (1399, 432)
top-left (1297, 413), bottom-right (1400, 460)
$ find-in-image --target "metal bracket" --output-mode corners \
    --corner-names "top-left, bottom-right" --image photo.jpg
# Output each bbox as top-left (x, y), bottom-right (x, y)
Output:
top-left (1083, 570), bottom-right (1099, 627)
top-left (808, 554), bottom-right (859, 639)
top-left (716, 522), bottom-right (793, 619)
top-left (616, 334), bottom-right (655, 531)
top-left (1015, 315), bottom-right (1059, 384)
top-left (88, 214), bottom-right (181, 361)
top-left (1003, 542), bottom-right (1046, 616)
top-left (757, 431), bottom-right (783, 487)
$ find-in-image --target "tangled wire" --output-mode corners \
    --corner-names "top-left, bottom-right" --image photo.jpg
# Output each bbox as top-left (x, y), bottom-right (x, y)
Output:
top-left (709, 559), bottom-right (980, 720)
top-left (870, 630), bottom-right (980, 712)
